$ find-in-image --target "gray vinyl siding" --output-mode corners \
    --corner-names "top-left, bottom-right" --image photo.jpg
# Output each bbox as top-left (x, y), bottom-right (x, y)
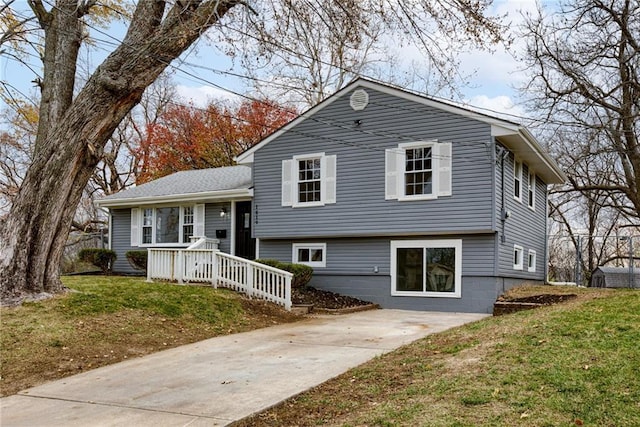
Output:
top-left (497, 153), bottom-right (548, 280)
top-left (259, 234), bottom-right (499, 312)
top-left (110, 208), bottom-right (139, 274)
top-left (253, 87), bottom-right (496, 239)
top-left (204, 202), bottom-right (232, 254)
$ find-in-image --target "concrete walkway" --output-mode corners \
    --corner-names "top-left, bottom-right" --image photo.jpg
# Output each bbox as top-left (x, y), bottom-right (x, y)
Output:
top-left (1, 309), bottom-right (488, 426)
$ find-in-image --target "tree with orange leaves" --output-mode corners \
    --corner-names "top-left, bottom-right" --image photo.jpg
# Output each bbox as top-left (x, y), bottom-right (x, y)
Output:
top-left (136, 99), bottom-right (296, 183)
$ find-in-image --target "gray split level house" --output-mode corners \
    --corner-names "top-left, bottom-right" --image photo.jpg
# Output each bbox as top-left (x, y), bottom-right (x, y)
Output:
top-left (97, 78), bottom-right (566, 313)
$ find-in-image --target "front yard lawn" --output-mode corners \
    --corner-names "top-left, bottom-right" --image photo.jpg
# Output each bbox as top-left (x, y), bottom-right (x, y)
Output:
top-left (237, 287), bottom-right (640, 426)
top-left (0, 275), bottom-right (299, 397)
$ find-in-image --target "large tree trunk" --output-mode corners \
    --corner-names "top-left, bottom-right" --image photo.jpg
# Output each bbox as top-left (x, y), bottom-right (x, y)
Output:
top-left (0, 0), bottom-right (239, 304)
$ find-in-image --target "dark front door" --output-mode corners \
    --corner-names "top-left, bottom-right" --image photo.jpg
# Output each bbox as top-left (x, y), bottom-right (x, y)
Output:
top-left (235, 201), bottom-right (255, 259)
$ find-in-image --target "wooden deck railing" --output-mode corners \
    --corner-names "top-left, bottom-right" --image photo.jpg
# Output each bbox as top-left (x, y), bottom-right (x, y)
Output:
top-left (147, 248), bottom-right (292, 310)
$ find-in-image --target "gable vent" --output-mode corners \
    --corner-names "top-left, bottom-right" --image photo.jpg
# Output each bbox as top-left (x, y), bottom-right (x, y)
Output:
top-left (350, 89), bottom-right (369, 111)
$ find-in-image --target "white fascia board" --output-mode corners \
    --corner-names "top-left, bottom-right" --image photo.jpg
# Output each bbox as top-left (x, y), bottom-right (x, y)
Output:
top-left (518, 128), bottom-right (567, 183)
top-left (95, 188), bottom-right (253, 208)
top-left (491, 123), bottom-right (566, 184)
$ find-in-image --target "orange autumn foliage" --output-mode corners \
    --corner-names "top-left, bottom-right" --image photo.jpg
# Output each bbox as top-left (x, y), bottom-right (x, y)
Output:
top-left (136, 99), bottom-right (297, 183)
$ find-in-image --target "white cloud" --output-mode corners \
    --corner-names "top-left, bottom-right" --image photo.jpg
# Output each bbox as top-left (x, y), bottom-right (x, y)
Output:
top-left (465, 94), bottom-right (527, 122)
top-left (175, 85), bottom-right (240, 108)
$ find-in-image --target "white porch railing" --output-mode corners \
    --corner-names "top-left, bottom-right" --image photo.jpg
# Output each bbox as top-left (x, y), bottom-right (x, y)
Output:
top-left (147, 248), bottom-right (292, 310)
top-left (188, 236), bottom-right (220, 250)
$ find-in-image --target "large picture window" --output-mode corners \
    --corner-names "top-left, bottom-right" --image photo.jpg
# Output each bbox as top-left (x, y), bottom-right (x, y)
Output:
top-left (391, 239), bottom-right (462, 298)
top-left (133, 205), bottom-right (200, 246)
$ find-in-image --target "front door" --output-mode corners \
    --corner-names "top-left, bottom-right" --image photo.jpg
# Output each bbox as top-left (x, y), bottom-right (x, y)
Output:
top-left (235, 201), bottom-right (255, 259)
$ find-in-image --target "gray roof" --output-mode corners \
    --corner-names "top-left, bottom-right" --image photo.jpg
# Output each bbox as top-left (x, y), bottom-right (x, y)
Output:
top-left (594, 266), bottom-right (640, 275)
top-left (100, 166), bottom-right (251, 201)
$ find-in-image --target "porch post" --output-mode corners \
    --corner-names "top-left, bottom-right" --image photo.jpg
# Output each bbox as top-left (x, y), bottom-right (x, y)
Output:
top-left (176, 250), bottom-right (184, 284)
top-left (211, 250), bottom-right (219, 288)
top-left (146, 249), bottom-right (153, 282)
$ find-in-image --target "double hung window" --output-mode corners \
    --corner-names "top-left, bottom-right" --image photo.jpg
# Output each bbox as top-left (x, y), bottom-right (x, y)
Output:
top-left (385, 141), bottom-right (452, 201)
top-left (405, 146), bottom-right (433, 196)
top-left (528, 250), bottom-right (537, 272)
top-left (514, 160), bottom-right (523, 202)
top-left (528, 172), bottom-right (536, 210)
top-left (513, 245), bottom-right (524, 270)
top-left (298, 158), bottom-right (322, 203)
top-left (282, 153), bottom-right (337, 207)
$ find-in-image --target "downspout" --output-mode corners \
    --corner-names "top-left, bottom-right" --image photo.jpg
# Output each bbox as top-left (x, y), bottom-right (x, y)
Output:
top-left (497, 146), bottom-right (509, 243)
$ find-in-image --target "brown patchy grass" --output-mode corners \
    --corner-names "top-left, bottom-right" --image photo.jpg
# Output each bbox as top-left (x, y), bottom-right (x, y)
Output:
top-left (0, 275), bottom-right (300, 397)
top-left (235, 286), bottom-right (640, 427)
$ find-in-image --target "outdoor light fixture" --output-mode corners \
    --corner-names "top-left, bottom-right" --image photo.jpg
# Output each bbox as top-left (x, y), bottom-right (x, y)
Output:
top-left (220, 207), bottom-right (227, 218)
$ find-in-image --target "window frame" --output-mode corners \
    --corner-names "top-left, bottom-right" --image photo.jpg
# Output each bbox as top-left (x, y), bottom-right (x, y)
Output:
top-left (528, 249), bottom-right (537, 272)
top-left (514, 159), bottom-right (523, 202)
top-left (398, 141), bottom-right (438, 201)
top-left (390, 239), bottom-right (462, 298)
top-left (295, 154), bottom-right (323, 206)
top-left (286, 152), bottom-right (337, 208)
top-left (292, 243), bottom-right (327, 268)
top-left (513, 245), bottom-right (524, 270)
top-left (527, 171), bottom-right (536, 210)
top-left (139, 205), bottom-right (195, 247)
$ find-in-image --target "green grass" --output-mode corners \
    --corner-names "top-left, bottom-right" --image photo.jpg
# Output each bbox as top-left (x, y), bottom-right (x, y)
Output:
top-left (237, 288), bottom-right (640, 426)
top-left (59, 276), bottom-right (245, 322)
top-left (1, 275), bottom-right (298, 396)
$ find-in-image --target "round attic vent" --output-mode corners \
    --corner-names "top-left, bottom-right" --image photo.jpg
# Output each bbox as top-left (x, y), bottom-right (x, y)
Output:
top-left (350, 89), bottom-right (369, 111)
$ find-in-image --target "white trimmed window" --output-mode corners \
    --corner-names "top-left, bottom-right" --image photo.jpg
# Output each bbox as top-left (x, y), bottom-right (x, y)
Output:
top-left (385, 141), bottom-right (452, 201)
top-left (131, 204), bottom-right (204, 246)
top-left (528, 172), bottom-right (536, 210)
top-left (514, 159), bottom-right (522, 202)
top-left (528, 249), bottom-right (537, 272)
top-left (282, 153), bottom-right (337, 207)
top-left (391, 239), bottom-right (462, 298)
top-left (513, 245), bottom-right (524, 270)
top-left (292, 243), bottom-right (326, 267)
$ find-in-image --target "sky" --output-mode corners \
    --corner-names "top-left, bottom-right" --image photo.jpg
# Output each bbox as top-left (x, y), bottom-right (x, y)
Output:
top-left (0, 0), bottom-right (542, 123)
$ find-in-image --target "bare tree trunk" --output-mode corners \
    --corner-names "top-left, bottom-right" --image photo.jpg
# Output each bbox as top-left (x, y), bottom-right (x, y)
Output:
top-left (0, 0), bottom-right (239, 303)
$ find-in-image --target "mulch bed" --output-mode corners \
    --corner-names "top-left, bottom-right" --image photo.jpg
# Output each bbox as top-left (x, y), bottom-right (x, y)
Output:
top-left (292, 286), bottom-right (373, 310)
top-left (500, 294), bottom-right (578, 305)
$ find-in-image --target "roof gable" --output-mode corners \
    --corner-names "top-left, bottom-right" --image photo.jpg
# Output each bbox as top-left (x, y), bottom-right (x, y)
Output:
top-left (235, 78), bottom-right (566, 184)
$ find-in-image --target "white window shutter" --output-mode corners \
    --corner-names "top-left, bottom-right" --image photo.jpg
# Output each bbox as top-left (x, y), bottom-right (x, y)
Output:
top-left (437, 143), bottom-right (452, 197)
top-left (282, 159), bottom-right (294, 206)
top-left (385, 148), bottom-right (401, 200)
top-left (323, 155), bottom-right (337, 204)
top-left (194, 204), bottom-right (205, 237)
top-left (130, 208), bottom-right (140, 247)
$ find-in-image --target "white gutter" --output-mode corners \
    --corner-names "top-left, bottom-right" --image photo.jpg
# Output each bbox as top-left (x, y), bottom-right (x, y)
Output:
top-left (95, 188), bottom-right (253, 208)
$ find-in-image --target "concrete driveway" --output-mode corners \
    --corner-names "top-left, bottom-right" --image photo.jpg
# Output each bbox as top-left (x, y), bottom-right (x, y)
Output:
top-left (1, 309), bottom-right (488, 426)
